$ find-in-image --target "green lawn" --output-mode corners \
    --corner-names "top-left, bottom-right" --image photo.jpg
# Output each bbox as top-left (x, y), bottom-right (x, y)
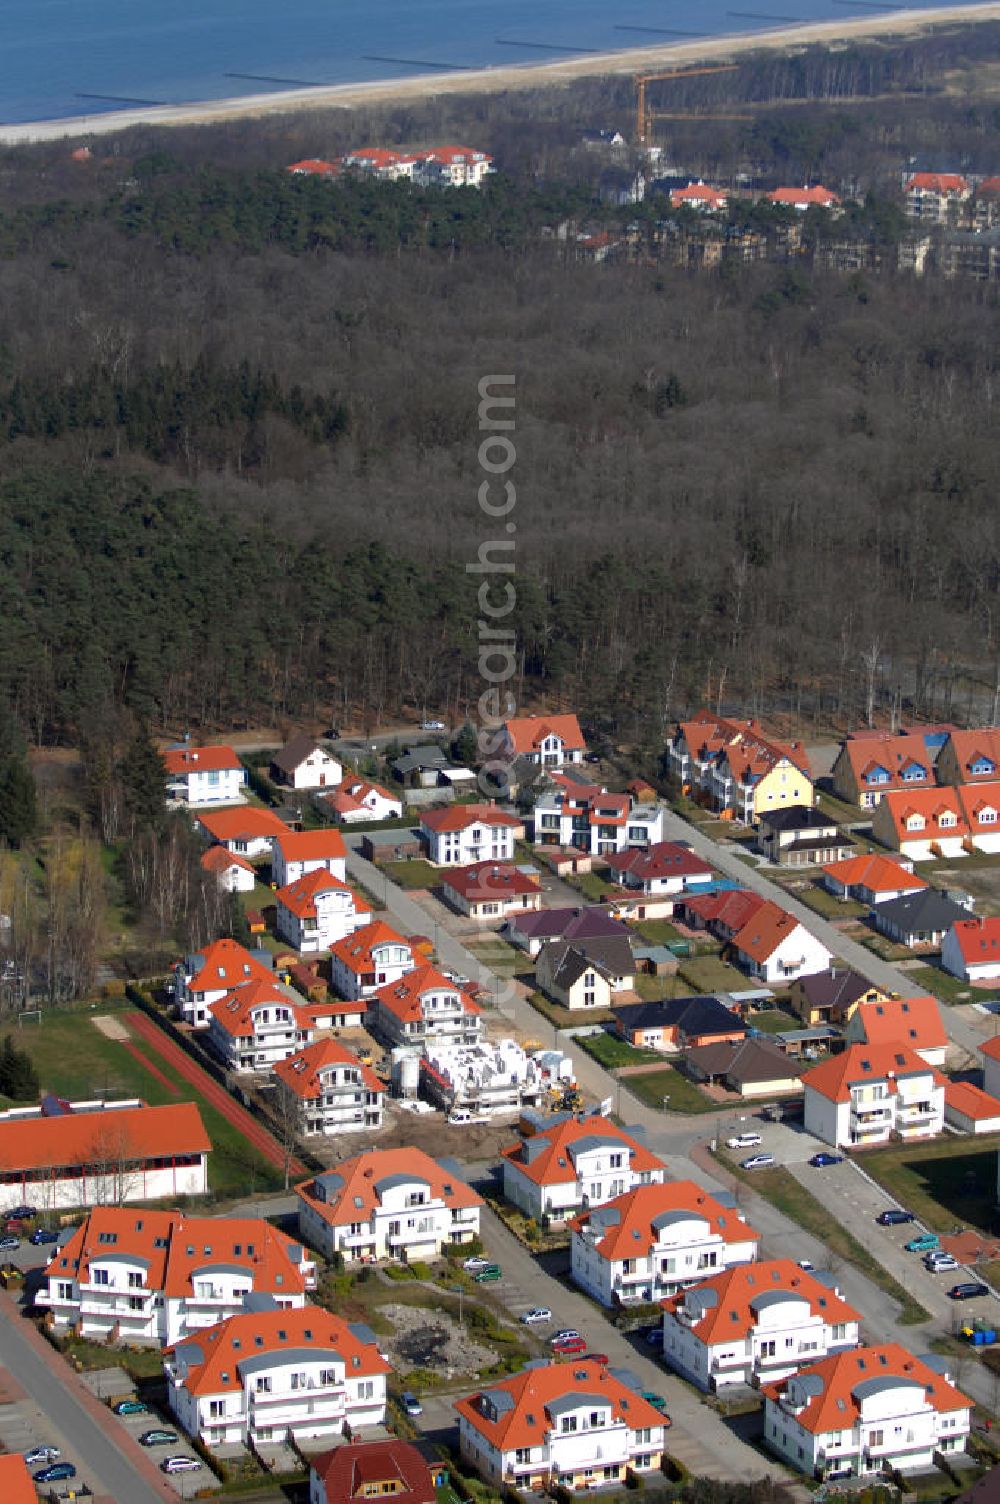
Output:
top-left (7, 1008), bottom-right (284, 1199)
top-left (576, 1032), bottom-right (662, 1069)
top-left (526, 991), bottom-right (613, 1033)
top-left (719, 1155), bottom-right (930, 1325)
top-left (858, 1137), bottom-right (1000, 1239)
top-left (816, 790), bottom-right (866, 826)
top-left (793, 884), bottom-right (867, 921)
top-left (907, 964), bottom-right (977, 1006)
top-left (464, 936), bottom-right (523, 979)
top-left (565, 871), bottom-right (617, 903)
top-left (382, 858), bottom-right (441, 890)
top-left (632, 918), bottom-right (683, 945)
top-left (677, 952), bottom-right (747, 995)
top-left (623, 1065), bottom-right (717, 1115)
top-left (746, 1006), bottom-right (800, 1035)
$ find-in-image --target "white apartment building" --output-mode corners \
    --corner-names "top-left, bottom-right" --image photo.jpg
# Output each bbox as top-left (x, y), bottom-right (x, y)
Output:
top-left (455, 1362), bottom-right (668, 1494)
top-left (162, 744), bottom-right (246, 807)
top-left (166, 1298), bottom-right (389, 1451)
top-left (295, 1148), bottom-right (482, 1264)
top-left (802, 1043), bottom-right (946, 1149)
top-left (173, 938), bottom-right (277, 1029)
top-left (531, 782), bottom-right (665, 857)
top-left (207, 981), bottom-right (315, 1073)
top-left (275, 869), bottom-right (371, 954)
top-left (271, 829), bottom-right (347, 889)
top-left (39, 1208), bottom-right (315, 1346)
top-left (570, 1182), bottom-right (759, 1309)
top-left (764, 1344), bottom-right (971, 1479)
top-left (662, 1260), bottom-right (861, 1392)
top-left (501, 1115), bottom-right (667, 1226)
top-left (499, 714), bottom-right (587, 768)
top-left (273, 1039), bottom-right (385, 1137)
top-left (368, 965), bottom-right (484, 1049)
top-left (328, 921), bottom-right (415, 1002)
top-left (420, 804), bottom-right (520, 866)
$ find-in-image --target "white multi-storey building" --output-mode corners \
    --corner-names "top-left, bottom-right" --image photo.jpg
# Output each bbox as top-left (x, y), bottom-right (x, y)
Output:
top-left (162, 744), bottom-right (246, 807)
top-left (274, 869), bottom-right (371, 954)
top-left (570, 1182), bottom-right (759, 1309)
top-left (295, 1148), bottom-right (482, 1264)
top-left (173, 938), bottom-right (276, 1029)
top-left (455, 1362), bottom-right (668, 1494)
top-left (328, 921), bottom-right (415, 1001)
top-left (764, 1344), bottom-right (971, 1479)
top-left (420, 804), bottom-right (520, 866)
top-left (802, 1043), bottom-right (946, 1149)
top-left (39, 1208), bottom-right (315, 1346)
top-left (531, 780), bottom-right (665, 857)
top-left (661, 1260), bottom-right (860, 1392)
top-left (207, 981), bottom-right (315, 1072)
top-left (166, 1298), bottom-right (389, 1451)
top-left (271, 829), bottom-right (348, 889)
top-left (500, 1115), bottom-right (667, 1226)
top-left (273, 1039), bottom-right (385, 1137)
top-left (368, 965), bottom-right (484, 1049)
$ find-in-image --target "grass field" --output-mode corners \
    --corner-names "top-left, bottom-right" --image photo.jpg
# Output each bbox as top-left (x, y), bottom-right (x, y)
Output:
top-left (624, 1065), bottom-right (717, 1115)
top-left (526, 991), bottom-right (613, 1033)
top-left (382, 859), bottom-right (441, 890)
top-left (633, 919), bottom-right (683, 945)
top-left (719, 1154), bottom-right (930, 1325)
top-left (791, 884), bottom-right (867, 921)
top-left (746, 1006), bottom-right (800, 1035)
top-left (4, 1008), bottom-right (284, 1198)
top-left (677, 952), bottom-right (748, 995)
top-left (576, 1032), bottom-right (661, 1069)
top-left (859, 1137), bottom-right (1000, 1239)
top-left (907, 964), bottom-right (978, 1006)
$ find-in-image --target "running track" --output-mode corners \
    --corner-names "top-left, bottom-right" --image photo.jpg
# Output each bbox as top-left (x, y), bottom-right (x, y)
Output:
top-left (126, 1011), bottom-right (306, 1177)
top-left (120, 1039), bottom-right (180, 1096)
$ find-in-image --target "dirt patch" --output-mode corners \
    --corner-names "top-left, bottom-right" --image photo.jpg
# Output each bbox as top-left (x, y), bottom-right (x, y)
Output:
top-left (91, 1014), bottom-right (130, 1041)
top-left (380, 1303), bottom-right (496, 1378)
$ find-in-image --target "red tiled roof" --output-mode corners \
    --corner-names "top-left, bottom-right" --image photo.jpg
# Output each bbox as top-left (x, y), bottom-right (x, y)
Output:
top-left (803, 1042), bottom-right (942, 1104)
top-left (311, 1440), bottom-right (437, 1504)
top-left (980, 1036), bottom-right (1000, 1063)
top-left (185, 938), bottom-right (274, 996)
top-left (571, 1181), bottom-right (758, 1261)
top-left (286, 159), bottom-right (340, 176)
top-left (945, 1081), bottom-right (1000, 1123)
top-left (196, 807), bottom-right (288, 843)
top-left (200, 846), bottom-right (256, 876)
top-left (877, 786), bottom-right (969, 843)
top-left (421, 803), bottom-right (520, 833)
top-left (761, 1343), bottom-right (969, 1435)
top-left (605, 842), bottom-right (713, 882)
top-left (661, 1258), bottom-right (859, 1343)
top-left (851, 995), bottom-right (946, 1054)
top-left (947, 916), bottom-right (1000, 964)
top-left (821, 853), bottom-right (927, 894)
top-left (162, 744), bottom-right (241, 776)
top-left (372, 965), bottom-right (481, 1023)
top-left (276, 868), bottom-right (367, 921)
top-left (836, 732), bottom-right (938, 793)
top-left (295, 1147), bottom-right (481, 1227)
top-left (274, 1038), bottom-right (384, 1101)
top-left (329, 920), bottom-right (413, 976)
top-left (768, 185), bottom-right (840, 207)
top-left (683, 888), bottom-right (765, 932)
top-left (273, 829), bottom-right (347, 862)
top-left (731, 901), bottom-right (802, 964)
top-left (905, 173), bottom-right (969, 193)
top-left (500, 1115), bottom-right (665, 1188)
top-left (170, 1306), bottom-right (389, 1397)
top-left (671, 181), bottom-right (728, 207)
top-left (0, 1102), bottom-right (210, 1174)
top-left (442, 861), bottom-right (541, 900)
top-left (454, 1361), bottom-right (665, 1453)
top-left (504, 714), bottom-right (586, 754)
top-left (323, 777), bottom-right (399, 817)
top-left (0, 1454), bottom-right (36, 1504)
top-left (208, 979), bottom-right (314, 1039)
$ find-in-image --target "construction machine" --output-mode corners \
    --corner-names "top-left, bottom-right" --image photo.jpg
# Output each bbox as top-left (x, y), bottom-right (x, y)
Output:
top-left (634, 64), bottom-right (741, 146)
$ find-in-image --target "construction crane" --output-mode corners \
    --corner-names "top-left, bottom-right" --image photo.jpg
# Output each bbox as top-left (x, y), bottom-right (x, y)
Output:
top-left (634, 64), bottom-right (739, 145)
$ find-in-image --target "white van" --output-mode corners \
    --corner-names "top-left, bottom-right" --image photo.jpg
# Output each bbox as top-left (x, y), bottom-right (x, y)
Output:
top-left (726, 1132), bottom-right (763, 1150)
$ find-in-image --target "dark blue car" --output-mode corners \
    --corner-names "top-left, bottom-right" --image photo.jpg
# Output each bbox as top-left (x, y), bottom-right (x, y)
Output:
top-left (30, 1227), bottom-right (59, 1245)
top-left (34, 1462), bottom-right (77, 1483)
top-left (810, 1153), bottom-right (844, 1168)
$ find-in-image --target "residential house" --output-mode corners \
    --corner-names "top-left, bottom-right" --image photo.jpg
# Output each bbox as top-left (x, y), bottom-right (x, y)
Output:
top-left (271, 829), bottom-right (347, 889)
top-left (870, 889), bottom-right (972, 949)
top-left (342, 146), bottom-right (417, 179)
top-left (310, 1439), bottom-right (444, 1504)
top-left (604, 841), bottom-right (714, 895)
top-left (763, 1343), bottom-right (971, 1479)
top-left (706, 735), bottom-right (813, 825)
top-left (685, 1038), bottom-right (803, 1099)
top-left (287, 158), bottom-right (339, 177)
top-left (455, 1362), bottom-right (668, 1494)
top-left (830, 730), bottom-right (944, 809)
top-left (903, 172), bottom-right (971, 224)
top-left (274, 1039), bottom-right (385, 1136)
top-left (207, 982), bottom-right (315, 1073)
top-left (535, 934), bottom-right (636, 1011)
top-left (163, 744), bottom-right (246, 807)
top-left (440, 861), bottom-right (542, 921)
top-left (414, 146), bottom-right (493, 188)
top-left (0, 1456), bottom-right (33, 1504)
top-left (820, 853), bottom-right (926, 906)
top-left (195, 806), bottom-right (288, 858)
top-left (321, 776), bottom-right (402, 823)
top-left (270, 735), bottom-right (343, 791)
top-left (392, 745), bottom-right (452, 787)
top-left (731, 901), bottom-right (832, 985)
top-left (328, 921), bottom-right (415, 1001)
top-left (420, 804), bottom-right (520, 866)
top-left (165, 1299), bottom-right (389, 1450)
top-left (767, 185), bottom-right (841, 210)
top-left (679, 887), bottom-right (766, 941)
top-left (500, 714), bottom-right (587, 768)
top-left (671, 181), bottom-right (728, 211)
top-left (937, 727), bottom-right (1000, 786)
top-left (500, 1115), bottom-right (667, 1225)
top-left (0, 1098), bottom-right (209, 1213)
top-left (944, 1081), bottom-right (1000, 1135)
top-left (173, 938), bottom-right (276, 1028)
top-left (613, 996), bottom-right (745, 1054)
top-left (661, 1259), bottom-right (860, 1392)
top-left (200, 846), bottom-right (257, 893)
top-left (360, 827), bottom-right (423, 864)
top-left (788, 969), bottom-right (888, 1028)
top-left (275, 869), bottom-right (371, 954)
top-left (870, 786), bottom-right (971, 861)
top-left (979, 1036), bottom-right (1000, 1100)
top-left (802, 1043), bottom-right (945, 1148)
top-left (844, 996), bottom-right (947, 1067)
top-left (570, 1181), bottom-right (758, 1308)
top-left (757, 808), bottom-right (853, 867)
top-left (531, 779), bottom-right (665, 857)
top-left (295, 1148), bottom-right (482, 1262)
top-left (956, 782), bottom-right (1000, 854)
top-left (942, 916), bottom-right (1000, 982)
top-left (503, 906), bottom-right (631, 959)
top-left (39, 1208), bottom-right (315, 1346)
top-left (368, 965), bottom-right (483, 1048)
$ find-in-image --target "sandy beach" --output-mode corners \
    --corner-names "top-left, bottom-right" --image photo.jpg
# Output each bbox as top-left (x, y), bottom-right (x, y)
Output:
top-left (1, 2), bottom-right (998, 145)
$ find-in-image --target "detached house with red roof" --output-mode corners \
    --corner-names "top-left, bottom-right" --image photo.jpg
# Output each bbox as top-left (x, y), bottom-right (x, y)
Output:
top-left (173, 937), bottom-right (276, 1028)
top-left (605, 841), bottom-right (713, 896)
top-left (904, 172), bottom-right (971, 224)
top-left (500, 714), bottom-right (587, 768)
top-left (420, 804), bottom-right (520, 866)
top-left (310, 1439), bottom-right (445, 1504)
top-left (271, 828), bottom-right (347, 889)
top-left (570, 1181), bottom-right (758, 1309)
top-left (321, 775), bottom-right (402, 824)
top-left (441, 861), bottom-right (543, 921)
top-left (661, 1259), bottom-right (860, 1393)
top-left (328, 921), bottom-right (415, 1001)
top-left (295, 1147), bottom-right (482, 1263)
top-left (275, 869), bottom-right (371, 954)
top-left (368, 965), bottom-right (483, 1049)
top-left (200, 846), bottom-right (257, 894)
top-left (844, 995), bottom-right (947, 1067)
top-left (821, 853), bottom-right (926, 906)
top-left (731, 901), bottom-right (831, 985)
top-left (763, 1343), bottom-right (971, 1479)
top-left (207, 981), bottom-right (315, 1073)
top-left (671, 181), bottom-right (728, 211)
top-left (165, 1299), bottom-right (389, 1450)
top-left (768, 185), bottom-right (841, 211)
top-left (501, 1115), bottom-right (666, 1226)
top-left (977, 1035), bottom-right (1000, 1101)
top-left (871, 786), bottom-right (971, 862)
top-left (40, 1207), bottom-right (315, 1346)
top-left (802, 1043), bottom-right (945, 1149)
top-left (455, 1361), bottom-right (669, 1494)
top-left (831, 730), bottom-right (942, 809)
top-left (162, 743), bottom-right (246, 807)
top-left (195, 805), bottom-right (288, 858)
top-left (942, 916), bottom-right (1000, 983)
top-left (274, 1039), bottom-right (384, 1137)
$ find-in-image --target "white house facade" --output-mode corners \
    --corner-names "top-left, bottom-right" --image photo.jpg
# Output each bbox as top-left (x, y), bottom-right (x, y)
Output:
top-left (163, 745), bottom-right (246, 807)
top-left (207, 982), bottom-right (315, 1073)
top-left (420, 805), bottom-right (520, 866)
top-left (328, 921), bottom-right (416, 1001)
top-left (275, 870), bottom-right (371, 954)
top-left (501, 1116), bottom-right (667, 1226)
top-left (271, 830), bottom-right (347, 889)
top-left (368, 965), bottom-right (484, 1049)
top-left (802, 1044), bottom-right (945, 1149)
top-left (274, 1040), bottom-right (385, 1137)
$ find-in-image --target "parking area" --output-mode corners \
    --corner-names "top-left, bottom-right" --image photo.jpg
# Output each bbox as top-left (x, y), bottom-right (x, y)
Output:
top-left (0, 1379), bottom-right (99, 1496)
top-left (111, 1397), bottom-right (207, 1498)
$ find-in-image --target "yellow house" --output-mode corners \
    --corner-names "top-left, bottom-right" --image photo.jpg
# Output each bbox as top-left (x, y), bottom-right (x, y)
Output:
top-left (710, 740), bottom-right (814, 825)
top-left (788, 970), bottom-right (889, 1028)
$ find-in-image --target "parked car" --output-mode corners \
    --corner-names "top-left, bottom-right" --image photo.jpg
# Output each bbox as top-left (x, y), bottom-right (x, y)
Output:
top-left (34, 1463), bottom-right (77, 1483)
top-left (949, 1283), bottom-right (990, 1301)
top-left (905, 1233), bottom-right (940, 1253)
top-left (727, 1133), bottom-right (762, 1150)
top-left (876, 1209), bottom-right (915, 1226)
top-left (521, 1308), bottom-right (552, 1325)
top-left (640, 1391), bottom-right (671, 1418)
top-left (113, 1399), bottom-right (149, 1416)
top-left (8, 1204), bottom-right (37, 1220)
top-left (0, 1235), bottom-right (20, 1251)
top-left (448, 1110), bottom-right (486, 1125)
top-left (925, 1254), bottom-right (959, 1273)
top-left (474, 1264), bottom-right (502, 1283)
top-left (401, 1392), bottom-right (423, 1417)
top-left (139, 1430), bottom-right (179, 1447)
top-left (420, 720), bottom-right (446, 731)
top-left (463, 1256), bottom-right (492, 1273)
top-left (644, 1327), bottom-right (663, 1348)
top-left (741, 1153), bottom-right (776, 1170)
top-left (798, 1259), bottom-right (815, 1271)
top-left (551, 1330), bottom-right (581, 1345)
top-left (552, 1336), bottom-right (588, 1356)
top-left (581, 1353), bottom-right (609, 1367)
top-left (30, 1227), bottom-right (58, 1245)
top-left (24, 1446), bottom-right (60, 1465)
top-left (809, 1153), bottom-right (843, 1168)
top-left (161, 1456), bottom-right (202, 1473)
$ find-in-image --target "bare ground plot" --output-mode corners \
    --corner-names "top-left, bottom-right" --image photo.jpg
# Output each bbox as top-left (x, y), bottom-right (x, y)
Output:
top-left (380, 1303), bottom-right (496, 1379)
top-left (932, 863), bottom-right (1000, 918)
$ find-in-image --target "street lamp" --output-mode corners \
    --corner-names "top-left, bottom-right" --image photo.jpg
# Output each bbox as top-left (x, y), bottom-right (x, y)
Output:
top-left (452, 1283), bottom-right (465, 1326)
